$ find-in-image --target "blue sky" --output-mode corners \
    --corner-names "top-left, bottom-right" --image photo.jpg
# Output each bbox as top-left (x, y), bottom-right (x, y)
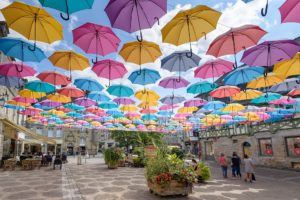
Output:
top-left (1, 0), bottom-right (300, 106)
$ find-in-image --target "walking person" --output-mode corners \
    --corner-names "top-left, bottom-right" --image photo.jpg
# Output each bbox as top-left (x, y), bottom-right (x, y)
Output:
top-left (244, 154), bottom-right (255, 183)
top-left (219, 153), bottom-right (228, 178)
top-left (231, 152), bottom-right (242, 178)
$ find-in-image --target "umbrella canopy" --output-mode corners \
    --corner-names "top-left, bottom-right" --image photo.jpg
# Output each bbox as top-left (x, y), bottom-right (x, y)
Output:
top-left (40, 100), bottom-right (62, 108)
top-left (210, 86), bottom-right (240, 98)
top-left (49, 50), bottom-right (90, 80)
top-left (159, 105), bottom-right (179, 111)
top-left (224, 66), bottom-right (265, 86)
top-left (162, 5), bottom-right (221, 55)
top-left (66, 112), bottom-right (83, 118)
top-left (222, 103), bottom-right (245, 112)
top-left (13, 97), bottom-right (37, 104)
top-left (140, 109), bottom-right (157, 114)
top-left (7, 100), bottom-right (31, 107)
top-left (288, 88), bottom-right (300, 96)
top-left (241, 40), bottom-right (300, 67)
top-left (0, 62), bottom-right (36, 78)
top-left (73, 97), bottom-right (96, 107)
top-left (92, 59), bottom-right (127, 85)
top-left (113, 98), bottom-right (135, 105)
top-left (64, 103), bottom-right (85, 111)
top-left (37, 71), bottom-right (71, 86)
top-left (120, 105), bottom-right (138, 112)
top-left (160, 95), bottom-right (185, 105)
top-left (74, 78), bottom-right (103, 92)
top-left (178, 107), bottom-right (198, 113)
top-left (159, 76), bottom-right (190, 89)
top-left (1, 1), bottom-right (63, 50)
top-left (187, 81), bottom-right (217, 94)
top-left (203, 101), bottom-right (226, 110)
top-left (184, 99), bottom-right (207, 107)
top-left (195, 59), bottom-right (233, 79)
top-left (279, 0), bottom-right (300, 23)
top-left (0, 37), bottom-right (46, 62)
top-left (135, 89), bottom-right (160, 102)
top-left (138, 102), bottom-right (159, 109)
top-left (20, 107), bottom-right (43, 115)
top-left (39, 0), bottom-right (95, 20)
top-left (128, 68), bottom-right (161, 86)
top-left (72, 22), bottom-right (120, 62)
top-left (232, 89), bottom-right (262, 101)
top-left (99, 102), bottom-right (118, 109)
top-left (19, 89), bottom-right (46, 99)
top-left (57, 87), bottom-right (85, 98)
top-left (247, 73), bottom-right (284, 89)
top-left (269, 96), bottom-right (296, 105)
top-left (270, 78), bottom-right (300, 93)
top-left (274, 52), bottom-right (300, 78)
top-left (47, 94), bottom-right (71, 103)
top-left (251, 93), bottom-right (282, 104)
top-left (207, 25), bottom-right (267, 67)
top-left (107, 85), bottom-right (134, 97)
top-left (25, 80), bottom-right (56, 93)
top-left (0, 76), bottom-right (24, 88)
top-left (87, 91), bottom-right (110, 102)
top-left (142, 114), bottom-right (158, 121)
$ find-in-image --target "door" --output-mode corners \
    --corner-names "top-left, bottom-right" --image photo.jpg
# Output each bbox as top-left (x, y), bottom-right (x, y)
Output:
top-left (204, 141), bottom-right (214, 160)
top-left (243, 142), bottom-right (252, 157)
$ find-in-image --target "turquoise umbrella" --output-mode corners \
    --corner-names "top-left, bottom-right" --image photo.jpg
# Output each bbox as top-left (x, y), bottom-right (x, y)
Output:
top-left (87, 91), bottom-right (110, 102)
top-left (142, 114), bottom-right (158, 121)
top-left (25, 80), bottom-right (55, 93)
top-left (203, 101), bottom-right (226, 110)
top-left (74, 78), bottom-right (104, 92)
top-left (107, 85), bottom-right (134, 97)
top-left (39, 0), bottom-right (95, 20)
top-left (128, 68), bottom-right (161, 86)
top-left (64, 103), bottom-right (85, 111)
top-left (4, 104), bottom-right (25, 110)
top-left (99, 102), bottom-right (118, 109)
top-left (251, 93), bottom-right (282, 104)
top-left (66, 112), bottom-right (83, 118)
top-left (224, 66), bottom-right (265, 86)
top-left (187, 81), bottom-right (217, 94)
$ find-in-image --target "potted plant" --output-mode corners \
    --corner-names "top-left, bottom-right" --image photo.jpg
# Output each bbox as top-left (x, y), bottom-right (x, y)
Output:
top-left (104, 148), bottom-right (122, 169)
top-left (195, 162), bottom-right (211, 183)
top-left (118, 152), bottom-right (126, 167)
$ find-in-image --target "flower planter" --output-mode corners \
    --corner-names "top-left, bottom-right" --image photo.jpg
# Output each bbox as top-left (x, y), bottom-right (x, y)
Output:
top-left (147, 180), bottom-right (193, 197)
top-left (107, 162), bottom-right (118, 169)
top-left (118, 160), bottom-right (125, 167)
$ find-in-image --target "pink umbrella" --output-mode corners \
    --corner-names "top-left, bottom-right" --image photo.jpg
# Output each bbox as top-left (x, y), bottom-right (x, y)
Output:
top-left (175, 113), bottom-right (191, 118)
top-left (77, 120), bottom-right (88, 124)
top-left (159, 76), bottom-right (190, 90)
top-left (210, 86), bottom-right (240, 98)
top-left (221, 115), bottom-right (233, 120)
top-left (184, 99), bottom-right (207, 107)
top-left (0, 62), bottom-right (36, 78)
top-left (13, 97), bottom-right (37, 104)
top-left (257, 112), bottom-right (270, 121)
top-left (64, 118), bottom-right (74, 123)
top-left (113, 97), bottom-right (135, 105)
top-left (20, 107), bottom-right (43, 115)
top-left (269, 96), bottom-right (296, 105)
top-left (279, 0), bottom-right (300, 23)
top-left (159, 104), bottom-right (179, 111)
top-left (73, 98), bottom-right (96, 107)
top-left (194, 59), bottom-right (233, 79)
top-left (92, 59), bottom-right (127, 86)
top-left (125, 112), bottom-right (140, 118)
top-left (73, 23), bottom-right (120, 63)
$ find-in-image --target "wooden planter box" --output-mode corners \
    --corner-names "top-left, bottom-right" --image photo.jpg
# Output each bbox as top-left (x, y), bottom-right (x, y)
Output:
top-left (148, 180), bottom-right (193, 197)
top-left (107, 162), bottom-right (118, 169)
top-left (118, 160), bottom-right (125, 167)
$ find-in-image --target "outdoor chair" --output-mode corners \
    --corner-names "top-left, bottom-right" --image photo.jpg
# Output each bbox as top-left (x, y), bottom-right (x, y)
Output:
top-left (31, 160), bottom-right (41, 169)
top-left (3, 160), bottom-right (16, 171)
top-left (22, 160), bottom-right (31, 170)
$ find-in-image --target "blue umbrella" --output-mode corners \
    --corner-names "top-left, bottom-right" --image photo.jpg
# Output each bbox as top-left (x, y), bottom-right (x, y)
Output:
top-left (64, 103), bottom-right (85, 111)
top-left (203, 101), bottom-right (226, 110)
top-left (4, 104), bottom-right (25, 110)
top-left (33, 103), bottom-right (51, 111)
top-left (25, 80), bottom-right (56, 93)
top-left (87, 91), bottom-right (110, 102)
top-left (66, 112), bottom-right (83, 118)
top-left (157, 111), bottom-right (173, 116)
top-left (224, 66), bottom-right (265, 86)
top-left (0, 38), bottom-right (46, 62)
top-left (74, 78), bottom-right (103, 92)
top-left (128, 68), bottom-right (161, 86)
top-left (142, 114), bottom-right (158, 121)
top-left (132, 119), bottom-right (144, 125)
top-left (99, 102), bottom-right (118, 109)
top-left (251, 93), bottom-right (281, 104)
top-left (0, 75), bottom-right (24, 87)
top-left (107, 85), bottom-right (134, 97)
top-left (107, 109), bottom-right (123, 116)
top-left (187, 81), bottom-right (217, 94)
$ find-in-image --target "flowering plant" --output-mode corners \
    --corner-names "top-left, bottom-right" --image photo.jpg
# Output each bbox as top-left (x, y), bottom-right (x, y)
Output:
top-left (155, 172), bottom-right (172, 186)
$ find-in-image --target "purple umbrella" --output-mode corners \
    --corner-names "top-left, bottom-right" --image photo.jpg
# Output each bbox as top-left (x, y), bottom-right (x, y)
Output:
top-left (40, 100), bottom-right (62, 108)
top-left (159, 76), bottom-right (190, 90)
top-left (184, 99), bottom-right (207, 107)
top-left (241, 40), bottom-right (300, 67)
top-left (74, 97), bottom-right (96, 107)
top-left (160, 95), bottom-right (185, 105)
top-left (113, 97), bottom-right (135, 105)
top-left (105, 0), bottom-right (167, 41)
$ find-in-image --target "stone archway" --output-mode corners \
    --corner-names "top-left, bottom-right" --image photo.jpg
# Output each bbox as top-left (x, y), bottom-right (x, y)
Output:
top-left (242, 141), bottom-right (252, 157)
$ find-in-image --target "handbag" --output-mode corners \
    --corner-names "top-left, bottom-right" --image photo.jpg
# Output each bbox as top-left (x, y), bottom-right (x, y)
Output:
top-left (251, 173), bottom-right (256, 181)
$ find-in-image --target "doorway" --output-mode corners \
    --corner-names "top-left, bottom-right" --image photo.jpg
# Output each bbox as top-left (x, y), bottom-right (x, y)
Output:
top-left (242, 142), bottom-right (252, 157)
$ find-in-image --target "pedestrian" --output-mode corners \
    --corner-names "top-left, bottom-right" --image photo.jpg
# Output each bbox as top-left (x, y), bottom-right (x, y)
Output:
top-left (218, 153), bottom-right (228, 178)
top-left (231, 152), bottom-right (242, 178)
top-left (244, 154), bottom-right (255, 183)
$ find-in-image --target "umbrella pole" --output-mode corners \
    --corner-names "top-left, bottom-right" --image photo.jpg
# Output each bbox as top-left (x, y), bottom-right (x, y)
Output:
top-left (261, 0), bottom-right (269, 17)
top-left (68, 53), bottom-right (72, 81)
top-left (92, 31), bottom-right (99, 64)
top-left (60, 0), bottom-right (70, 21)
top-left (134, 0), bottom-right (143, 42)
top-left (28, 14), bottom-right (37, 51)
top-left (231, 33), bottom-right (238, 68)
top-left (186, 16), bottom-right (193, 58)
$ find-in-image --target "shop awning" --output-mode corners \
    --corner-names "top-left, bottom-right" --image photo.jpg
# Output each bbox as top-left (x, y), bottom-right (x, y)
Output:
top-left (1, 118), bottom-right (56, 145)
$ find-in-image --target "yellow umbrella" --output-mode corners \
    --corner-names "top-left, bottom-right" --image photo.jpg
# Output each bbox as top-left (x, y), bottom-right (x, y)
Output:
top-left (91, 121), bottom-right (101, 126)
top-left (48, 109), bottom-right (65, 117)
top-left (274, 52), bottom-right (300, 78)
top-left (247, 73), bottom-right (284, 89)
top-left (49, 50), bottom-right (90, 80)
top-left (119, 40), bottom-right (162, 66)
top-left (19, 89), bottom-right (46, 99)
top-left (135, 89), bottom-right (160, 102)
top-left (243, 112), bottom-right (260, 122)
top-left (7, 100), bottom-right (31, 107)
top-left (1, 1), bottom-right (63, 50)
top-left (120, 105), bottom-right (138, 112)
top-left (222, 103), bottom-right (245, 112)
top-left (162, 5), bottom-right (221, 54)
top-left (47, 94), bottom-right (71, 103)
top-left (232, 89), bottom-right (262, 101)
top-left (178, 106), bottom-right (198, 113)
top-left (138, 101), bottom-right (158, 109)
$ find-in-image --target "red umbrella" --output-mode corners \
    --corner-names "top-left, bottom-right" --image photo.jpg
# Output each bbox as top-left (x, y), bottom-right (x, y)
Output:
top-left (37, 71), bottom-right (71, 86)
top-left (20, 107), bottom-right (43, 116)
top-left (13, 97), bottom-right (37, 104)
top-left (194, 59), bottom-right (233, 79)
top-left (206, 25), bottom-right (267, 68)
top-left (210, 86), bottom-right (240, 98)
top-left (0, 62), bottom-right (36, 78)
top-left (57, 86), bottom-right (85, 98)
top-left (288, 88), bottom-right (300, 96)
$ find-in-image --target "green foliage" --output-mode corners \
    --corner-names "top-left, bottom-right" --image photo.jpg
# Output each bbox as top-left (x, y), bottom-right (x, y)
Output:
top-left (196, 162), bottom-right (211, 182)
top-left (170, 148), bottom-right (185, 159)
top-left (104, 148), bottom-right (122, 166)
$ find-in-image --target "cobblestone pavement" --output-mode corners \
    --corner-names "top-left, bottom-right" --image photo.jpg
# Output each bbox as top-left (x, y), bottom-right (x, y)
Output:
top-left (0, 156), bottom-right (299, 200)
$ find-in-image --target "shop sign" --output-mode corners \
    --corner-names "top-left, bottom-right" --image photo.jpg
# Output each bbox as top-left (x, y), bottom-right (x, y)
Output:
top-left (18, 132), bottom-right (25, 140)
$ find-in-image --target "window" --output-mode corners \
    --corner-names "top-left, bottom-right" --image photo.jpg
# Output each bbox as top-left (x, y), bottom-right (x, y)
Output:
top-left (258, 138), bottom-right (273, 156)
top-left (285, 136), bottom-right (300, 157)
top-left (48, 128), bottom-right (54, 138)
top-left (56, 129), bottom-right (62, 138)
top-left (36, 128), bottom-right (43, 135)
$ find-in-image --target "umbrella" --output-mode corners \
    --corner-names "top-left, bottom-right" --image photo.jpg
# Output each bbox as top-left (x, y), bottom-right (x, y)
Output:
top-left (187, 81), bottom-right (217, 94)
top-left (232, 89), bottom-right (262, 101)
top-left (160, 95), bottom-right (185, 105)
top-left (20, 107), bottom-right (43, 115)
top-left (251, 93), bottom-right (282, 104)
top-left (274, 52), bottom-right (300, 78)
top-left (241, 40), bottom-right (300, 67)
top-left (0, 76), bottom-right (24, 88)
top-left (47, 94), bottom-right (71, 103)
top-left (105, 0), bottom-right (167, 41)
top-left (74, 78), bottom-right (103, 92)
top-left (34, 103), bottom-right (53, 111)
top-left (99, 102), bottom-right (118, 109)
top-left (4, 104), bottom-right (25, 111)
top-left (288, 88), bottom-right (300, 96)
top-left (207, 25), bottom-right (267, 67)
top-left (142, 114), bottom-right (157, 121)
top-left (270, 78), bottom-right (300, 93)
top-left (125, 113), bottom-right (140, 118)
top-left (37, 71), bottom-right (71, 86)
top-left (7, 100), bottom-right (31, 107)
top-left (178, 107), bottom-right (198, 113)
top-left (113, 98), bottom-right (135, 105)
top-left (57, 87), bottom-right (85, 98)
top-left (224, 66), bottom-right (265, 86)
top-left (92, 59), bottom-right (127, 86)
top-left (0, 62), bottom-right (36, 78)
top-left (184, 99), bottom-right (207, 107)
top-left (19, 89), bottom-right (46, 99)
top-left (159, 105), bottom-right (179, 111)
top-left (64, 103), bottom-right (85, 111)
top-left (162, 5), bottom-right (221, 55)
top-left (128, 68), bottom-right (161, 86)
top-left (159, 76), bottom-right (190, 90)
top-left (49, 50), bottom-right (90, 80)
top-left (87, 91), bottom-right (110, 102)
top-left (39, 0), bottom-right (94, 20)
top-left (40, 100), bottom-right (62, 108)
top-left (0, 37), bottom-right (46, 62)
top-left (135, 89), bottom-right (160, 102)
top-left (74, 97), bottom-right (96, 107)
top-left (195, 59), bottom-right (233, 79)
top-left (13, 97), bottom-right (37, 104)
top-left (1, 1), bottom-right (63, 50)
top-left (119, 40), bottom-right (162, 72)
top-left (120, 105), bottom-right (138, 112)
top-left (279, 0), bottom-right (300, 23)
top-left (210, 86), bottom-right (240, 98)
top-left (107, 85), bottom-right (134, 97)
top-left (25, 80), bottom-right (55, 93)
top-left (269, 96), bottom-right (296, 105)
top-left (161, 51), bottom-right (201, 78)
top-left (203, 101), bottom-right (226, 110)
top-left (72, 22), bottom-right (120, 62)
top-left (247, 73), bottom-right (284, 89)
top-left (138, 102), bottom-right (159, 109)
top-left (66, 112), bottom-right (83, 118)
top-left (222, 103), bottom-right (245, 112)
top-left (140, 109), bottom-right (157, 114)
